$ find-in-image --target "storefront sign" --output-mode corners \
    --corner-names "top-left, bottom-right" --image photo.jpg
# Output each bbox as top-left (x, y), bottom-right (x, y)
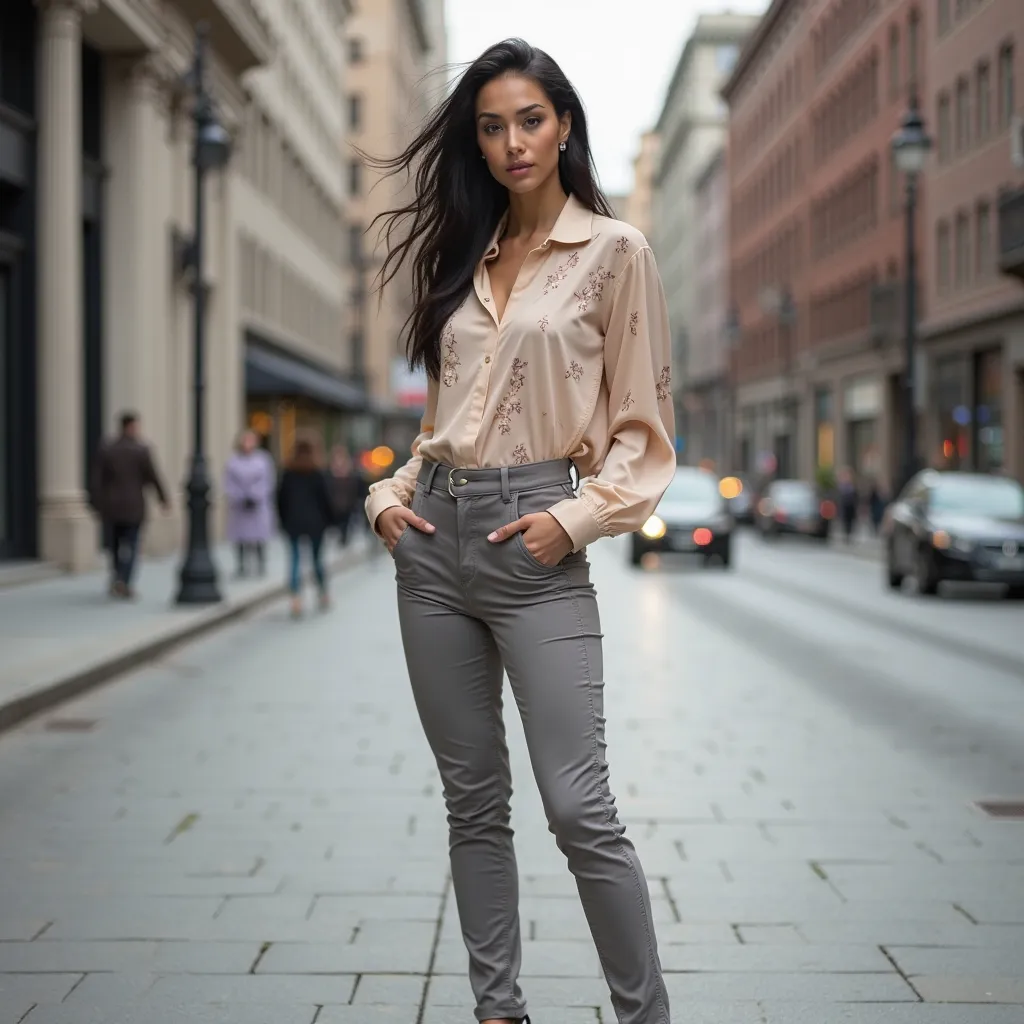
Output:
top-left (844, 377), bottom-right (882, 419)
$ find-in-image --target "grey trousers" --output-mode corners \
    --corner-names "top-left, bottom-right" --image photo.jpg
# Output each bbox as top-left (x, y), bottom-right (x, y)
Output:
top-left (392, 458), bottom-right (670, 1024)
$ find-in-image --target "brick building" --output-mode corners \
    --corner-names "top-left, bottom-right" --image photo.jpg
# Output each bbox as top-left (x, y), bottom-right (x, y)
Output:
top-left (925, 0), bottom-right (1024, 481)
top-left (724, 0), bottom-right (927, 490)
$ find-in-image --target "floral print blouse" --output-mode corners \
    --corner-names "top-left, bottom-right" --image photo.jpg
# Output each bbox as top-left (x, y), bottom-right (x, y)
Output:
top-left (365, 193), bottom-right (676, 552)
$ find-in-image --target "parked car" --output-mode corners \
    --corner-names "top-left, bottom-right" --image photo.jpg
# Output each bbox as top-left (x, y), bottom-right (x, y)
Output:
top-left (754, 479), bottom-right (835, 540)
top-left (720, 474), bottom-right (753, 524)
top-left (885, 470), bottom-right (1024, 598)
top-left (631, 466), bottom-right (734, 568)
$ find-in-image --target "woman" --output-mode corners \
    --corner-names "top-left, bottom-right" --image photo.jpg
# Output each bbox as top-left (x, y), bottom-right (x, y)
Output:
top-left (276, 436), bottom-right (333, 617)
top-left (365, 39), bottom-right (675, 1024)
top-left (327, 444), bottom-right (360, 547)
top-left (223, 429), bottom-right (275, 577)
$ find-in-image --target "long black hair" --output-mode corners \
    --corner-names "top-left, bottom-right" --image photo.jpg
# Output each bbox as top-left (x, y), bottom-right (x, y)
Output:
top-left (365, 38), bottom-right (613, 380)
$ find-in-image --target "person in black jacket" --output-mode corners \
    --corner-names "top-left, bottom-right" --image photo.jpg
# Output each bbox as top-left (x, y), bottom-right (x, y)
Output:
top-left (276, 436), bottom-right (333, 617)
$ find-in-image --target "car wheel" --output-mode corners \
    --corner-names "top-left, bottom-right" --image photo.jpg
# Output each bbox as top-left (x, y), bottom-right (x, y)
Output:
top-left (1007, 585), bottom-right (1024, 600)
top-left (630, 540), bottom-right (643, 567)
top-left (886, 542), bottom-right (904, 590)
top-left (720, 539), bottom-right (732, 568)
top-left (915, 546), bottom-right (939, 596)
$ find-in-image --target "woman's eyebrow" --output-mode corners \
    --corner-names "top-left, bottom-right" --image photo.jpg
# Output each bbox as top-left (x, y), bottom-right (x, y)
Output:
top-left (476, 103), bottom-right (545, 120)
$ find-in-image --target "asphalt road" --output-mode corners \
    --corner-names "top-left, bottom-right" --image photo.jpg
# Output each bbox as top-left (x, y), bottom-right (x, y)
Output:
top-left (1, 528), bottom-right (1022, 1024)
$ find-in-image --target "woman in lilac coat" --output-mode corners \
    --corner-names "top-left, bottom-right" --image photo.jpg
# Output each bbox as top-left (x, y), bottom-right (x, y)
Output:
top-left (223, 430), bottom-right (276, 576)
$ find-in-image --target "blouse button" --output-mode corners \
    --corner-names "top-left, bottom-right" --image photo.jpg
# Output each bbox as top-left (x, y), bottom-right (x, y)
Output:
top-left (484, 355), bottom-right (491, 363)
top-left (483, 297), bottom-right (490, 302)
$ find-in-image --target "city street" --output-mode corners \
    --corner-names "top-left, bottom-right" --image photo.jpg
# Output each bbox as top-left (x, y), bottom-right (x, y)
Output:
top-left (1, 530), bottom-right (1023, 1024)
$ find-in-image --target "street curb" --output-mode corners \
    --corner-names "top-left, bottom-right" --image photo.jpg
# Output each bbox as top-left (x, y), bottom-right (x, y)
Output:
top-left (0, 545), bottom-right (372, 737)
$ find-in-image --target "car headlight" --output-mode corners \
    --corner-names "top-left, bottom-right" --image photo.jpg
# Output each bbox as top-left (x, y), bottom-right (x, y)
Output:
top-left (641, 515), bottom-right (667, 540)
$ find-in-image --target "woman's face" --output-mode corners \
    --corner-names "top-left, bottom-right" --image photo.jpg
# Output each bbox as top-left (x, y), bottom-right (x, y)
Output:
top-left (240, 431), bottom-right (256, 453)
top-left (475, 74), bottom-right (570, 197)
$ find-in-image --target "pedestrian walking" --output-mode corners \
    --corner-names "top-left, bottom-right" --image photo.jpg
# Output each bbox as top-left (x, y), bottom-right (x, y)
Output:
top-left (837, 466), bottom-right (859, 543)
top-left (276, 436), bottom-right (333, 618)
top-left (868, 478), bottom-right (887, 535)
top-left (364, 39), bottom-right (675, 1024)
top-left (223, 429), bottom-right (276, 577)
top-left (89, 411), bottom-right (169, 599)
top-left (327, 444), bottom-right (360, 548)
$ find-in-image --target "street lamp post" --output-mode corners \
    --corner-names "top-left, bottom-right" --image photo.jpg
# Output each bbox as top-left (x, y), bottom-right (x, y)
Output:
top-left (890, 94), bottom-right (932, 492)
top-left (176, 23), bottom-right (233, 605)
top-left (724, 305), bottom-right (741, 472)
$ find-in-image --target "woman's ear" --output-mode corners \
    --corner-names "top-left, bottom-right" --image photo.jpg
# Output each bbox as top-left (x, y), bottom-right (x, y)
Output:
top-left (559, 110), bottom-right (572, 146)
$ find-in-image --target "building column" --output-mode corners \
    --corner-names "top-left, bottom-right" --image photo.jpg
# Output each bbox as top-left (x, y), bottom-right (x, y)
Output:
top-left (103, 54), bottom-right (179, 556)
top-left (35, 0), bottom-right (98, 570)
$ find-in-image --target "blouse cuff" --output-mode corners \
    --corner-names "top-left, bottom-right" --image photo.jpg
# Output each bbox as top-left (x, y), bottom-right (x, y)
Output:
top-left (365, 485), bottom-right (406, 535)
top-left (546, 495), bottom-right (605, 553)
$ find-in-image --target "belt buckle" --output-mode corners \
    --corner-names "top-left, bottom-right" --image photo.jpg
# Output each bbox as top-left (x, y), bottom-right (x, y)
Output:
top-left (447, 468), bottom-right (458, 498)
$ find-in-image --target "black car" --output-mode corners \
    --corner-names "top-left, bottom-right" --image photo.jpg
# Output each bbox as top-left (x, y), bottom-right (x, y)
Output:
top-left (631, 466), bottom-right (733, 567)
top-left (754, 479), bottom-right (835, 540)
top-left (886, 470), bottom-right (1024, 598)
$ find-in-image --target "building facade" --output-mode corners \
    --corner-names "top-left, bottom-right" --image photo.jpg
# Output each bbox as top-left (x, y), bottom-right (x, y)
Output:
top-left (925, 0), bottom-right (1024, 481)
top-left (0, 0), bottom-right (358, 570)
top-left (724, 0), bottom-right (927, 492)
top-left (622, 130), bottom-right (660, 238)
top-left (651, 12), bottom-right (759, 464)
top-left (688, 146), bottom-right (731, 469)
top-left (343, 0), bottom-right (447, 458)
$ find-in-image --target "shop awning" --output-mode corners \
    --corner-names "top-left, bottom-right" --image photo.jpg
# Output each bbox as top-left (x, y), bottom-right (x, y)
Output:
top-left (245, 342), bottom-right (368, 412)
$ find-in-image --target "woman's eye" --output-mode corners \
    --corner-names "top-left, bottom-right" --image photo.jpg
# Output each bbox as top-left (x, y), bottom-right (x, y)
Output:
top-left (524, 117), bottom-right (542, 128)
top-left (484, 123), bottom-right (501, 134)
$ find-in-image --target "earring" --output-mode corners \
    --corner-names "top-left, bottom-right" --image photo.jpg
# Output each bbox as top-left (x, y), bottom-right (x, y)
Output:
top-left (559, 141), bottom-right (567, 152)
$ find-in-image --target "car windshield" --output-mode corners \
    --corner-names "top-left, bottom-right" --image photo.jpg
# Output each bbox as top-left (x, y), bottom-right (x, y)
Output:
top-left (931, 476), bottom-right (1024, 518)
top-left (771, 482), bottom-right (816, 511)
top-left (662, 471), bottom-right (720, 505)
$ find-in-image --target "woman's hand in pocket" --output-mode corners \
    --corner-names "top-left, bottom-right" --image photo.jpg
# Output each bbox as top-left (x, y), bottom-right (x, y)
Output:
top-left (488, 512), bottom-right (572, 566)
top-left (375, 505), bottom-right (435, 554)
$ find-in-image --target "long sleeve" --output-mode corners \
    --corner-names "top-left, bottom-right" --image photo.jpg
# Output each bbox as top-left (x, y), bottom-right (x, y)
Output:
top-left (365, 373), bottom-right (439, 530)
top-left (143, 447), bottom-right (169, 506)
top-left (546, 245), bottom-right (676, 551)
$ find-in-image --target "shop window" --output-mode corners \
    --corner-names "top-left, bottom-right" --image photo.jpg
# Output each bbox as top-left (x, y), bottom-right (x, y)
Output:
top-left (935, 355), bottom-right (968, 469)
top-left (976, 201), bottom-right (991, 277)
top-left (937, 92), bottom-right (951, 162)
top-left (954, 212), bottom-right (970, 287)
top-left (974, 348), bottom-right (1003, 472)
top-left (888, 24), bottom-right (901, 99)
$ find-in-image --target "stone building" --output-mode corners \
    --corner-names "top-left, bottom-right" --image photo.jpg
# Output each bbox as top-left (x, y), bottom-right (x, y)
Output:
top-left (0, 0), bottom-right (357, 570)
top-left (343, 0), bottom-right (447, 458)
top-left (723, 0), bottom-right (927, 490)
top-left (650, 12), bottom-right (759, 464)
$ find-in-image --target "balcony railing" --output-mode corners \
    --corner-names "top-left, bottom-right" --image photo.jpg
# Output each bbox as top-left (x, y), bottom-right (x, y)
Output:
top-left (998, 187), bottom-right (1024, 282)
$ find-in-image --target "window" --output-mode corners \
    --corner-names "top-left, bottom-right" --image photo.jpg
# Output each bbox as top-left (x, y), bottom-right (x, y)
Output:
top-left (976, 201), bottom-right (991, 277)
top-left (348, 37), bottom-right (364, 64)
top-left (937, 0), bottom-right (950, 34)
top-left (348, 224), bottom-right (363, 266)
top-left (999, 43), bottom-right (1015, 129)
top-left (907, 10), bottom-right (920, 89)
top-left (348, 158), bottom-right (362, 196)
top-left (888, 25), bottom-right (901, 98)
top-left (348, 94), bottom-right (362, 131)
top-left (716, 44), bottom-right (740, 75)
top-left (937, 220), bottom-right (951, 290)
top-left (955, 77), bottom-right (970, 152)
top-left (954, 211), bottom-right (970, 287)
top-left (937, 92), bottom-right (951, 161)
top-left (977, 61), bottom-right (992, 139)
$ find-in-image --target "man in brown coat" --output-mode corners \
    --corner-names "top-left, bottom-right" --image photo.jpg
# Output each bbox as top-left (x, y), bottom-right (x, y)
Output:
top-left (89, 411), bottom-right (169, 597)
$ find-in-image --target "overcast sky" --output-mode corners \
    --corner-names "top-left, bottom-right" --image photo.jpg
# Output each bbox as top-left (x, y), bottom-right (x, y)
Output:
top-left (443, 0), bottom-right (769, 195)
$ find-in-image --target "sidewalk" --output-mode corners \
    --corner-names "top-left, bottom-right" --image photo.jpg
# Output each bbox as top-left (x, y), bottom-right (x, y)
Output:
top-left (828, 522), bottom-right (884, 561)
top-left (0, 533), bottom-right (373, 734)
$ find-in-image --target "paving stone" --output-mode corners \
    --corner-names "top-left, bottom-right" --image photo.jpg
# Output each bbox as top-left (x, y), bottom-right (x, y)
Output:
top-left (736, 924), bottom-right (805, 944)
top-left (425, 973), bottom-right (608, 1006)
top-left (662, 971), bottom-right (917, 1001)
top-left (795, 920), bottom-right (1012, 946)
top-left (310, 895), bottom-right (442, 921)
top-left (20, 1002), bottom-right (316, 1024)
top-left (351, 973), bottom-right (425, 1004)
top-left (885, 945), bottom-right (1024, 977)
top-left (659, 943), bottom-right (893, 973)
top-left (911, 976), bottom-right (1024, 1002)
top-left (324, 1009), bottom-right (435, 1024)
top-left (758, 1005), bottom-right (1024, 1023)
top-left (433, 938), bottom-right (602, 978)
top-left (955, 899), bottom-right (1024, 924)
top-left (146, 972), bottom-right (357, 1003)
top-left (256, 940), bottom-right (431, 974)
top-left (43, 897), bottom-right (223, 941)
top-left (0, 974), bottom-right (82, 1005)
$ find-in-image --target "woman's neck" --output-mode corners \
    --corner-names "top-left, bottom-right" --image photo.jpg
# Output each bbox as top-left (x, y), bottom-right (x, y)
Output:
top-left (504, 177), bottom-right (568, 241)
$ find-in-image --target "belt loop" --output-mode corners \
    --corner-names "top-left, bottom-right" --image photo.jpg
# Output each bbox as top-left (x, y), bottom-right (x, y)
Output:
top-left (423, 461), bottom-right (440, 494)
top-left (500, 465), bottom-right (511, 504)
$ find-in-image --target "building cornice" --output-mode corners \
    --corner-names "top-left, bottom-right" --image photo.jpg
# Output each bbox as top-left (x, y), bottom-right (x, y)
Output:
top-left (403, 0), bottom-right (430, 55)
top-left (167, 0), bottom-right (273, 75)
top-left (721, 0), bottom-right (796, 105)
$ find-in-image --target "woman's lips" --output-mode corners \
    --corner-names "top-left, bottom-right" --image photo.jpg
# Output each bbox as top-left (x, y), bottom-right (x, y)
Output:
top-left (506, 164), bottom-right (533, 176)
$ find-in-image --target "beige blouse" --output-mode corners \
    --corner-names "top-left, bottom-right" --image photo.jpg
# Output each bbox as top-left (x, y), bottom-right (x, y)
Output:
top-left (365, 194), bottom-right (677, 552)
